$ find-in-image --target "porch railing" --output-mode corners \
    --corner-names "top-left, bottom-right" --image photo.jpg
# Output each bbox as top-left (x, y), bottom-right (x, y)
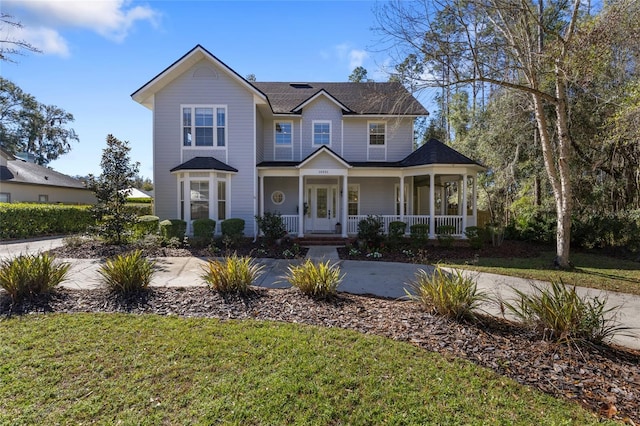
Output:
top-left (346, 215), bottom-right (465, 237)
top-left (280, 215), bottom-right (299, 234)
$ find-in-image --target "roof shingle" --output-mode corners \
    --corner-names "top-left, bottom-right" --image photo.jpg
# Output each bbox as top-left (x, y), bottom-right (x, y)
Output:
top-left (170, 157), bottom-right (238, 173)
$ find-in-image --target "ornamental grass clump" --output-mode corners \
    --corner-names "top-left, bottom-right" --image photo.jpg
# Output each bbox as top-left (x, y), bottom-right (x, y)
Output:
top-left (98, 250), bottom-right (155, 294)
top-left (406, 266), bottom-right (487, 321)
top-left (284, 259), bottom-right (344, 299)
top-left (503, 280), bottom-right (629, 343)
top-left (201, 254), bottom-right (264, 294)
top-left (0, 253), bottom-right (70, 302)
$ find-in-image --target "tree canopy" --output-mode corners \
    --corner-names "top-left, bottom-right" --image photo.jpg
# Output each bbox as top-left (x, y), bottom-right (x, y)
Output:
top-left (0, 77), bottom-right (79, 165)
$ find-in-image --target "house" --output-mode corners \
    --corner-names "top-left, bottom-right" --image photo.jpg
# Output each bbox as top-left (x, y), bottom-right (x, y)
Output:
top-left (0, 148), bottom-right (95, 204)
top-left (119, 187), bottom-right (153, 199)
top-left (131, 45), bottom-right (484, 238)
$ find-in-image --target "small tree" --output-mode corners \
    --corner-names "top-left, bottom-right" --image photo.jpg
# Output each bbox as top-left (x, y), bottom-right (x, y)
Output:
top-left (89, 134), bottom-right (139, 244)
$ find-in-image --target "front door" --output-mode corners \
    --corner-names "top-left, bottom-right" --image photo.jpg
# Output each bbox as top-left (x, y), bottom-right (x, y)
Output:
top-left (309, 185), bottom-right (337, 232)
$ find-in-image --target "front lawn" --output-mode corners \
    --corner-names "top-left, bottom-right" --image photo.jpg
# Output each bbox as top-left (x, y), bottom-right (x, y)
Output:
top-left (444, 251), bottom-right (640, 296)
top-left (0, 314), bottom-right (608, 425)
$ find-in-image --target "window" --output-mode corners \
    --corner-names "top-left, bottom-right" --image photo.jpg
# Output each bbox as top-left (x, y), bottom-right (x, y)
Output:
top-left (347, 185), bottom-right (359, 215)
top-left (217, 180), bottom-right (226, 221)
top-left (275, 122), bottom-right (292, 145)
top-left (182, 105), bottom-right (226, 147)
top-left (369, 122), bottom-right (385, 145)
top-left (39, 194), bottom-right (48, 203)
top-left (190, 181), bottom-right (209, 220)
top-left (313, 121), bottom-right (331, 145)
top-left (271, 190), bottom-right (285, 205)
top-left (0, 193), bottom-right (10, 203)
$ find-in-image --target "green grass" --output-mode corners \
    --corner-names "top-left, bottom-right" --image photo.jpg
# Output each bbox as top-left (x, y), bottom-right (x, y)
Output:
top-left (445, 251), bottom-right (640, 295)
top-left (0, 314), bottom-right (608, 425)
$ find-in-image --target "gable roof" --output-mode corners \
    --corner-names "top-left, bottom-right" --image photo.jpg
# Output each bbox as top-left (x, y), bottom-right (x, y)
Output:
top-left (253, 82), bottom-right (427, 115)
top-left (291, 89), bottom-right (352, 113)
top-left (400, 138), bottom-right (483, 167)
top-left (170, 157), bottom-right (238, 173)
top-left (297, 145), bottom-right (351, 169)
top-left (0, 149), bottom-right (88, 189)
top-left (131, 44), bottom-right (269, 110)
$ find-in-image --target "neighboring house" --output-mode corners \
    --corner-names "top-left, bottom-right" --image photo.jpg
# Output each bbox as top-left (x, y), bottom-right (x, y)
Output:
top-left (132, 45), bottom-right (484, 238)
top-left (0, 148), bottom-right (95, 204)
top-left (119, 187), bottom-right (153, 199)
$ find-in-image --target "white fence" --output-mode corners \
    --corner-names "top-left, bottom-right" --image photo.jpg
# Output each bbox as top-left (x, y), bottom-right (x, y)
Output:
top-left (346, 215), bottom-right (466, 236)
top-left (280, 215), bottom-right (299, 234)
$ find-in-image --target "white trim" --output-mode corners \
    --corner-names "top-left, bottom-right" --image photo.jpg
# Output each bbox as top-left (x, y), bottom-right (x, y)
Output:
top-left (253, 99), bottom-right (258, 240)
top-left (367, 120), bottom-right (387, 162)
top-left (394, 182), bottom-right (409, 216)
top-left (273, 120), bottom-right (294, 161)
top-left (271, 190), bottom-right (285, 205)
top-left (312, 120), bottom-right (332, 147)
top-left (132, 45), bottom-right (268, 110)
top-left (176, 171), bottom-right (232, 235)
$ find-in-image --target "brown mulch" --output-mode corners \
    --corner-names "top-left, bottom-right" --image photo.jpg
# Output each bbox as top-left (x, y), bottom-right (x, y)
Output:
top-left (1, 285), bottom-right (638, 424)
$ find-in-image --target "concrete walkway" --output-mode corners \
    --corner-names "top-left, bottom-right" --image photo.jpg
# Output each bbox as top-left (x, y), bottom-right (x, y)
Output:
top-left (1, 237), bottom-right (638, 350)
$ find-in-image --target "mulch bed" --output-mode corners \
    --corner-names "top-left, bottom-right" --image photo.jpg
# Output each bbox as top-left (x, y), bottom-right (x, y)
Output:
top-left (1, 286), bottom-right (638, 423)
top-left (15, 237), bottom-right (640, 422)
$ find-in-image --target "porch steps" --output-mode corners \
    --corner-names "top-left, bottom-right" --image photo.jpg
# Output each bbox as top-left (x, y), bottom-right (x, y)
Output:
top-left (293, 235), bottom-right (353, 247)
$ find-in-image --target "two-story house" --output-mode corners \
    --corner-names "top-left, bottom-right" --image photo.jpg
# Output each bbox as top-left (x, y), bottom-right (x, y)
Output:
top-left (132, 45), bottom-right (483, 239)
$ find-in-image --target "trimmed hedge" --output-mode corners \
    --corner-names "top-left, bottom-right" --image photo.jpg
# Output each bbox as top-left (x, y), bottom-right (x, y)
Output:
top-left (410, 223), bottom-right (429, 243)
top-left (0, 203), bottom-right (94, 239)
top-left (133, 215), bottom-right (160, 238)
top-left (193, 218), bottom-right (216, 240)
top-left (221, 218), bottom-right (245, 238)
top-left (123, 203), bottom-right (152, 216)
top-left (159, 219), bottom-right (186, 241)
top-left (126, 197), bottom-right (152, 204)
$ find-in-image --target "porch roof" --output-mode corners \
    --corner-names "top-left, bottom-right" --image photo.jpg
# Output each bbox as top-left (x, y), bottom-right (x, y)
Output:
top-left (170, 156), bottom-right (238, 173)
top-left (257, 139), bottom-right (485, 169)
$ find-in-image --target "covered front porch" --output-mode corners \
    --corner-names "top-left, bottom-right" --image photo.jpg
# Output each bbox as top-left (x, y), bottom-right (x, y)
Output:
top-left (257, 145), bottom-right (484, 239)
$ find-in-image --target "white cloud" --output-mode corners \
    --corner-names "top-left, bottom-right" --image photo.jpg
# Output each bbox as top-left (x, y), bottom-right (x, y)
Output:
top-left (3, 0), bottom-right (159, 56)
top-left (348, 49), bottom-right (368, 70)
top-left (327, 43), bottom-right (370, 72)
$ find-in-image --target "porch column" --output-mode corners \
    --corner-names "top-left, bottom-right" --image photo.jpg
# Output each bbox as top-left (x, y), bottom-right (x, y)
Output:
top-left (462, 174), bottom-right (468, 237)
top-left (298, 174), bottom-right (304, 237)
top-left (472, 173), bottom-right (478, 227)
top-left (341, 175), bottom-right (348, 238)
top-left (399, 175), bottom-right (405, 222)
top-left (429, 173), bottom-right (435, 239)
top-left (258, 175), bottom-right (264, 217)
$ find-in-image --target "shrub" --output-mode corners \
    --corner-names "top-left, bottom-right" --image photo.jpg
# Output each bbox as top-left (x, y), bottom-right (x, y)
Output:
top-left (409, 223), bottom-right (429, 245)
top-left (255, 212), bottom-right (287, 244)
top-left (387, 221), bottom-right (406, 244)
top-left (133, 215), bottom-right (159, 238)
top-left (123, 204), bottom-right (152, 216)
top-left (486, 223), bottom-right (505, 247)
top-left (406, 266), bottom-right (487, 321)
top-left (160, 219), bottom-right (186, 241)
top-left (437, 225), bottom-right (456, 248)
top-left (0, 253), bottom-right (70, 302)
top-left (357, 215), bottom-right (383, 247)
top-left (503, 280), bottom-right (629, 343)
top-left (0, 203), bottom-right (94, 239)
top-left (284, 259), bottom-right (344, 299)
top-left (201, 254), bottom-right (264, 294)
top-left (98, 250), bottom-right (155, 294)
top-left (464, 226), bottom-right (484, 249)
top-left (193, 219), bottom-right (216, 241)
top-left (125, 197), bottom-right (152, 204)
top-left (221, 218), bottom-right (245, 238)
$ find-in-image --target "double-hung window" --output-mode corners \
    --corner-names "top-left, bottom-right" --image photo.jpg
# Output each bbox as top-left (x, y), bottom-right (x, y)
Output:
top-left (348, 185), bottom-right (359, 215)
top-left (182, 105), bottom-right (226, 147)
top-left (313, 121), bottom-right (331, 146)
top-left (275, 122), bottom-right (292, 145)
top-left (368, 122), bottom-right (386, 145)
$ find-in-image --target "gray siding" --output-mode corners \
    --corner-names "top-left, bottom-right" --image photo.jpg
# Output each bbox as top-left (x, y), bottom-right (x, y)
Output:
top-left (348, 177), bottom-right (397, 215)
top-left (256, 108), bottom-right (264, 163)
top-left (304, 154), bottom-right (345, 170)
top-left (342, 117), bottom-right (414, 162)
top-left (263, 177), bottom-right (298, 215)
top-left (300, 98), bottom-right (342, 159)
top-left (153, 59), bottom-right (257, 234)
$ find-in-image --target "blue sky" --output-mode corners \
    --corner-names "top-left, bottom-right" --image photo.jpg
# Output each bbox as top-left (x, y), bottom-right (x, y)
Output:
top-left (2, 0), bottom-right (433, 179)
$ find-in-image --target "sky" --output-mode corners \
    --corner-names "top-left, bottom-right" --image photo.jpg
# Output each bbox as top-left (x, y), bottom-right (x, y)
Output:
top-left (2, 0), bottom-right (434, 179)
